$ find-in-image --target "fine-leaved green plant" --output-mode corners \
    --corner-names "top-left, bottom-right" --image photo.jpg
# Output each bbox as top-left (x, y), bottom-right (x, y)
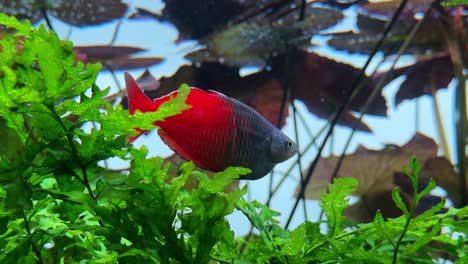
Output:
top-left (235, 158), bottom-right (467, 263)
top-left (0, 14), bottom-right (247, 263)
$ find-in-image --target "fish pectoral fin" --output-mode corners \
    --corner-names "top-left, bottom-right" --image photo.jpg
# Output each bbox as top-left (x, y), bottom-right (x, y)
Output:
top-left (157, 129), bottom-right (196, 165)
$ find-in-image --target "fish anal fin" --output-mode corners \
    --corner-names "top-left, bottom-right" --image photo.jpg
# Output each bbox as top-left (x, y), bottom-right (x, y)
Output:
top-left (158, 129), bottom-right (198, 167)
top-left (128, 128), bottom-right (146, 143)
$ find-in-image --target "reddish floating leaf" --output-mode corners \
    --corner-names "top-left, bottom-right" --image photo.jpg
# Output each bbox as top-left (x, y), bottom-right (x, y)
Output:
top-left (284, 50), bottom-right (387, 131)
top-left (48, 0), bottom-right (127, 26)
top-left (74, 45), bottom-right (146, 62)
top-left (128, 7), bottom-right (161, 21)
top-left (372, 53), bottom-right (455, 106)
top-left (328, 18), bottom-right (447, 55)
top-left (101, 57), bottom-right (164, 71)
top-left (360, 0), bottom-right (433, 20)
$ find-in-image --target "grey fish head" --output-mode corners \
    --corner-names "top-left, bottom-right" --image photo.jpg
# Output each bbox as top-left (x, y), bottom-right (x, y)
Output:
top-left (270, 129), bottom-right (298, 163)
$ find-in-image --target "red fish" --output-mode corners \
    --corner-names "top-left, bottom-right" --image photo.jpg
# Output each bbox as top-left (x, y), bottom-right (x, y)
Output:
top-left (125, 73), bottom-right (297, 180)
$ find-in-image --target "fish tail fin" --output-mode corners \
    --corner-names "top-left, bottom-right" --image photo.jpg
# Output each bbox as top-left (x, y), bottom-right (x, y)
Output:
top-left (125, 72), bottom-right (160, 142)
top-left (125, 72), bottom-right (160, 114)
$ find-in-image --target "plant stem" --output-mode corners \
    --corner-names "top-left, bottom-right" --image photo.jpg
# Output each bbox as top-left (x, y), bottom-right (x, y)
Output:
top-left (45, 104), bottom-right (104, 226)
top-left (22, 210), bottom-right (44, 264)
top-left (430, 78), bottom-right (452, 161)
top-left (285, 0), bottom-right (411, 229)
top-left (440, 7), bottom-right (467, 206)
top-left (392, 170), bottom-right (419, 264)
top-left (392, 200), bottom-right (416, 263)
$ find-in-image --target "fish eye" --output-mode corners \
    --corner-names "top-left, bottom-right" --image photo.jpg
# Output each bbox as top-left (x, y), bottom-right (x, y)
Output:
top-left (287, 141), bottom-right (293, 149)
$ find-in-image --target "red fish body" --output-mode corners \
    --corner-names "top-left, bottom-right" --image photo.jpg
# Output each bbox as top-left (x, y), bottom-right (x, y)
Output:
top-left (125, 73), bottom-right (297, 180)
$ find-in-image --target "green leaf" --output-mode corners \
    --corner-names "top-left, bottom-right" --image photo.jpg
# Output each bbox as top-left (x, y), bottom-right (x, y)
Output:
top-left (415, 178), bottom-right (436, 203)
top-left (391, 187), bottom-right (409, 216)
top-left (441, 0), bottom-right (468, 6)
top-left (403, 221), bottom-right (442, 255)
top-left (403, 155), bottom-right (422, 183)
top-left (373, 210), bottom-right (397, 247)
top-left (320, 177), bottom-right (358, 236)
top-left (5, 176), bottom-right (33, 210)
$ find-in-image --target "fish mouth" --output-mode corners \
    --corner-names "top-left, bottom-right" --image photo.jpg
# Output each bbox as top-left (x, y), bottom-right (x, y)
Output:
top-left (285, 142), bottom-right (298, 161)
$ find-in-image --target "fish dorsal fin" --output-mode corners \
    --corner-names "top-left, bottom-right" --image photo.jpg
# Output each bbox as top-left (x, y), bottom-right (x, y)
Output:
top-left (125, 72), bottom-right (159, 114)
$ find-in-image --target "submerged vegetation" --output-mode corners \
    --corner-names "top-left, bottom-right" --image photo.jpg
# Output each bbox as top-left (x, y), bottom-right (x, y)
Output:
top-left (1, 0), bottom-right (468, 263)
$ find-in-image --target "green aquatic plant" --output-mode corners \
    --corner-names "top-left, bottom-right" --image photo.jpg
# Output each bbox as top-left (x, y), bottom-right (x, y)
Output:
top-left (0, 14), bottom-right (243, 263)
top-left (0, 15), bottom-right (466, 264)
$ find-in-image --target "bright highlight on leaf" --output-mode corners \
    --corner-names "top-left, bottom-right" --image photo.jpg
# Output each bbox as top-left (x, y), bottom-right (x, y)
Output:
top-left (320, 177), bottom-right (359, 236)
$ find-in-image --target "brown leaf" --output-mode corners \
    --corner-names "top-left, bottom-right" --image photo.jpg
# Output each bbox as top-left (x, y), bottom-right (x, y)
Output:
top-left (345, 168), bottom-right (444, 223)
top-left (48, 0), bottom-right (128, 26)
top-left (327, 3), bottom-right (465, 56)
top-left (301, 132), bottom-right (438, 200)
top-left (74, 45), bottom-right (147, 62)
top-left (372, 53), bottom-right (455, 106)
top-left (128, 7), bottom-right (162, 21)
top-left (101, 57), bottom-right (164, 71)
top-left (344, 190), bottom-right (412, 223)
top-left (327, 18), bottom-right (447, 55)
top-left (284, 50), bottom-right (387, 131)
top-left (360, 0), bottom-right (433, 21)
top-left (422, 157), bottom-right (466, 207)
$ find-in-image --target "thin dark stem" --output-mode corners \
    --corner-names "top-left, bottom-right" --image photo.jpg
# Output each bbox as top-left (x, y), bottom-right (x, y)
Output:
top-left (299, 0), bottom-right (307, 21)
top-left (392, 183), bottom-right (419, 263)
top-left (437, 5), bottom-right (467, 207)
top-left (22, 210), bottom-right (44, 264)
top-left (237, 0), bottom-right (295, 24)
top-left (415, 98), bottom-right (420, 131)
top-left (104, 64), bottom-right (123, 92)
top-left (324, 3), bottom-right (429, 210)
top-left (267, 71), bottom-right (290, 206)
top-left (40, 9), bottom-right (55, 32)
top-left (285, 0), bottom-right (411, 229)
top-left (291, 98), bottom-right (307, 220)
top-left (267, 121), bottom-right (329, 202)
top-left (110, 20), bottom-right (123, 45)
top-left (296, 106), bottom-right (318, 140)
top-left (44, 104), bottom-right (104, 226)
